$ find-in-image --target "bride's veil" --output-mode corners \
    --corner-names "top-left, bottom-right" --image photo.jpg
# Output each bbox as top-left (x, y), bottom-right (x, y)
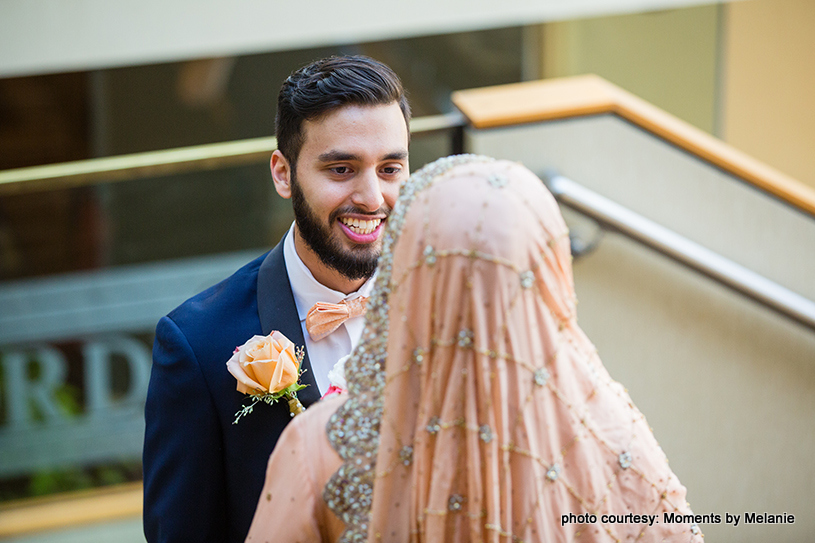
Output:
top-left (323, 155), bottom-right (701, 542)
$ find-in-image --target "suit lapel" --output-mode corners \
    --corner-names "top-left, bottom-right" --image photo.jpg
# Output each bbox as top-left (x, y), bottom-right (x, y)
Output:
top-left (257, 237), bottom-right (321, 406)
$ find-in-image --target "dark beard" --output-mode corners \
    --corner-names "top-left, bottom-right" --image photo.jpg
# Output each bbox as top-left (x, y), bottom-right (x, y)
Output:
top-left (290, 173), bottom-right (386, 281)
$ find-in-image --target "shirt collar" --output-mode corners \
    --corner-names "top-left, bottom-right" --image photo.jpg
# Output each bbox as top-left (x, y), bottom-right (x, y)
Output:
top-left (283, 223), bottom-right (376, 322)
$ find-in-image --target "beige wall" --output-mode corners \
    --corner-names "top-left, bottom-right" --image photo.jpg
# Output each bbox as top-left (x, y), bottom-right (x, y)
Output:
top-left (541, 6), bottom-right (720, 134)
top-left (0, 0), bottom-right (733, 78)
top-left (722, 0), bottom-right (815, 189)
top-left (540, 0), bottom-right (815, 190)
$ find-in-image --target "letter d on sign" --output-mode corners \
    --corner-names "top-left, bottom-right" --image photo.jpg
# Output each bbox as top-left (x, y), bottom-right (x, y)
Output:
top-left (84, 335), bottom-right (151, 419)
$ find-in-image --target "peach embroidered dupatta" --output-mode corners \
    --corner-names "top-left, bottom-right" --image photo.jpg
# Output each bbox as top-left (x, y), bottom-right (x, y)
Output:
top-left (324, 155), bottom-right (702, 542)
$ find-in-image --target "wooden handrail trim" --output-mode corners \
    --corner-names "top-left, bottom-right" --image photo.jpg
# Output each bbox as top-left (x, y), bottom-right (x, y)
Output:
top-left (0, 482), bottom-right (142, 537)
top-left (0, 137), bottom-right (278, 196)
top-left (0, 112), bottom-right (465, 197)
top-left (452, 75), bottom-right (815, 217)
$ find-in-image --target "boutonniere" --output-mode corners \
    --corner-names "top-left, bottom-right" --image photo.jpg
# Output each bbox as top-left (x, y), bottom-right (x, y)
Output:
top-left (321, 354), bottom-right (349, 399)
top-left (226, 331), bottom-right (308, 423)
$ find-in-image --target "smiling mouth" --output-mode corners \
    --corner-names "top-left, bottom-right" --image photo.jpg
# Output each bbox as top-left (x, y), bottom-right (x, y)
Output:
top-left (339, 217), bottom-right (382, 235)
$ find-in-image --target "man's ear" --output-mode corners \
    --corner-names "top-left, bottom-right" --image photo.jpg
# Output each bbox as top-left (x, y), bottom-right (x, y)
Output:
top-left (271, 150), bottom-right (292, 199)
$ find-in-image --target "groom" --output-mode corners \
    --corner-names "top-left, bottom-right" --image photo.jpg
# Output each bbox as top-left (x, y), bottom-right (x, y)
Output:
top-left (142, 56), bottom-right (411, 543)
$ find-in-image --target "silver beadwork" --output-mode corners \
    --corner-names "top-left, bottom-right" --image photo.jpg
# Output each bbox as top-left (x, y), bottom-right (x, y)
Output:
top-left (413, 347), bottom-right (425, 365)
top-left (534, 368), bottom-right (549, 387)
top-left (423, 245), bottom-right (436, 266)
top-left (448, 494), bottom-right (466, 512)
top-left (486, 173), bottom-right (508, 188)
top-left (619, 451), bottom-right (633, 469)
top-left (399, 446), bottom-right (414, 466)
top-left (457, 329), bottom-right (474, 348)
top-left (546, 463), bottom-right (561, 482)
top-left (520, 270), bottom-right (535, 289)
top-left (426, 416), bottom-right (441, 434)
top-left (479, 424), bottom-right (494, 443)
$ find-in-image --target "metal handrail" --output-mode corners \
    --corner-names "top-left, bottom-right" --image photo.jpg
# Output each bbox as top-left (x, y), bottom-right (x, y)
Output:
top-left (0, 111), bottom-right (466, 196)
top-left (546, 174), bottom-right (815, 332)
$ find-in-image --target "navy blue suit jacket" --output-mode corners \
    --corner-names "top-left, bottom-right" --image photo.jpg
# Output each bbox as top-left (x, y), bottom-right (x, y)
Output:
top-left (142, 239), bottom-right (322, 542)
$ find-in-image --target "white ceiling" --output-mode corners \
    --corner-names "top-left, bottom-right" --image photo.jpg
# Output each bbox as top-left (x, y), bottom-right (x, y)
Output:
top-left (0, 0), bottom-right (729, 77)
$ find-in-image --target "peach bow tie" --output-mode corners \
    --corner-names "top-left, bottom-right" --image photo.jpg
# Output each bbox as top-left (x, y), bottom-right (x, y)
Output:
top-left (305, 297), bottom-right (368, 341)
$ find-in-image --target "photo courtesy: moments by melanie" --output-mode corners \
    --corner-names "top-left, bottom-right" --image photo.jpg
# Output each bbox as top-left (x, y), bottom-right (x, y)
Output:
top-left (561, 511), bottom-right (795, 529)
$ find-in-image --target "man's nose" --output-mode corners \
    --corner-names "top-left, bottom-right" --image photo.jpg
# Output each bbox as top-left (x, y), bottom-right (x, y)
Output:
top-left (351, 168), bottom-right (385, 211)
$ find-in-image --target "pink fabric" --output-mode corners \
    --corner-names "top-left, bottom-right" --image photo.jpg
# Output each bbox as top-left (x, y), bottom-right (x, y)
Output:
top-left (366, 159), bottom-right (701, 541)
top-left (245, 395), bottom-right (346, 542)
top-left (245, 156), bottom-right (702, 542)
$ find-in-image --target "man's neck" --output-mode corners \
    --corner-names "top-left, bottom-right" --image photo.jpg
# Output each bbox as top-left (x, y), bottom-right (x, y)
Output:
top-left (292, 230), bottom-right (367, 295)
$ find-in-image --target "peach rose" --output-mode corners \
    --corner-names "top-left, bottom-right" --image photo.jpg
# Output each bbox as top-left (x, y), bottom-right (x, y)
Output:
top-left (226, 331), bottom-right (300, 395)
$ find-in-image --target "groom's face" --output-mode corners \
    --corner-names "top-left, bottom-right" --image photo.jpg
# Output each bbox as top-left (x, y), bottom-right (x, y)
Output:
top-left (272, 102), bottom-right (409, 280)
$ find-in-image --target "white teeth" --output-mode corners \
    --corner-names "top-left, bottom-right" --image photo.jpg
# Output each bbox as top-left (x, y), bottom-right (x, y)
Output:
top-left (340, 217), bottom-right (381, 235)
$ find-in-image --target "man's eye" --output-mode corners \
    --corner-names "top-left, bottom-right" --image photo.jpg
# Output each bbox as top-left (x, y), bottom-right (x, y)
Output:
top-left (382, 166), bottom-right (401, 175)
top-left (331, 166), bottom-right (350, 174)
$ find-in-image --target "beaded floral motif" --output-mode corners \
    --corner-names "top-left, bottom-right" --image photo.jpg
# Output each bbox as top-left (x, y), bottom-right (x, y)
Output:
top-left (413, 347), bottom-right (425, 365)
top-left (399, 446), bottom-right (414, 466)
top-left (457, 329), bottom-right (474, 348)
top-left (534, 368), bottom-right (550, 387)
top-left (423, 245), bottom-right (437, 266)
top-left (546, 463), bottom-right (562, 482)
top-left (322, 463), bottom-right (375, 527)
top-left (324, 154), bottom-right (494, 542)
top-left (486, 173), bottom-right (508, 188)
top-left (448, 494), bottom-right (466, 512)
top-left (520, 270), bottom-right (535, 289)
top-left (619, 451), bottom-right (633, 469)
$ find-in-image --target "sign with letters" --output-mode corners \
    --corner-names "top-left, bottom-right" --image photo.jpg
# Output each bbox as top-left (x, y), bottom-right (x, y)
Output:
top-left (0, 335), bottom-right (151, 476)
top-left (0, 251), bottom-right (258, 478)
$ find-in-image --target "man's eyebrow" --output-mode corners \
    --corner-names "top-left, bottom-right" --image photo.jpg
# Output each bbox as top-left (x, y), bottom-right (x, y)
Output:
top-left (317, 150), bottom-right (409, 163)
top-left (317, 151), bottom-right (362, 163)
top-left (382, 150), bottom-right (408, 161)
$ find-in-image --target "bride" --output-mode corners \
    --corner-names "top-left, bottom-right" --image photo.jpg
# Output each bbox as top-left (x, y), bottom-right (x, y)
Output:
top-left (245, 155), bottom-right (702, 542)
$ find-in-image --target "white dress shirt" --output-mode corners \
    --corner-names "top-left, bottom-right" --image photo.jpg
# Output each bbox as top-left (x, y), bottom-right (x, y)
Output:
top-left (283, 223), bottom-right (375, 394)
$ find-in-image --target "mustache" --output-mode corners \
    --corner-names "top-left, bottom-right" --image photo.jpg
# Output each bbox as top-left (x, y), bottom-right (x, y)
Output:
top-left (329, 206), bottom-right (391, 223)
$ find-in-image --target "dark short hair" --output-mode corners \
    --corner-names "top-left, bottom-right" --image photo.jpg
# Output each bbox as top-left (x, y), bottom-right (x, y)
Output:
top-left (275, 55), bottom-right (411, 166)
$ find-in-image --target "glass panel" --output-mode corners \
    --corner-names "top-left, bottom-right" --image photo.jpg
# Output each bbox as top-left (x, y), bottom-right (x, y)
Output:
top-left (0, 27), bottom-right (522, 502)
